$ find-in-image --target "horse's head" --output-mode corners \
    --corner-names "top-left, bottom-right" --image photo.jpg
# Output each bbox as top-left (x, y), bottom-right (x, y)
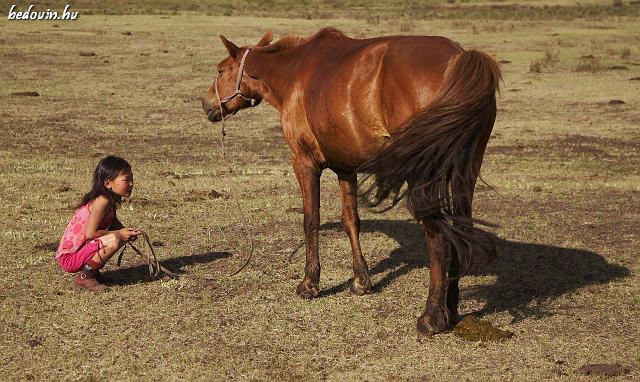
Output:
top-left (202, 32), bottom-right (273, 123)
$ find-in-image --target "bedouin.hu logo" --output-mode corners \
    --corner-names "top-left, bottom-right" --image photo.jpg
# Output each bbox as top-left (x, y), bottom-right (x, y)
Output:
top-left (8, 4), bottom-right (78, 20)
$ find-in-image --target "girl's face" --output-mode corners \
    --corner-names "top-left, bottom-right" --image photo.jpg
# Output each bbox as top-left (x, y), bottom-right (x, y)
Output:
top-left (105, 169), bottom-right (134, 198)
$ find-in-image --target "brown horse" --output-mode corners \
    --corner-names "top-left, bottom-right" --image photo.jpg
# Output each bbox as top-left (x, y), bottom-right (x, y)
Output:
top-left (202, 28), bottom-right (501, 336)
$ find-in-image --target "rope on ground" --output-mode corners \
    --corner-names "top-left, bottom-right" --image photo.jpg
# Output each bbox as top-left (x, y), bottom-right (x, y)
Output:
top-left (116, 231), bottom-right (177, 278)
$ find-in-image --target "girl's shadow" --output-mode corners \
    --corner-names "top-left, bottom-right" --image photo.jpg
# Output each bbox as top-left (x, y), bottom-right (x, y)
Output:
top-left (319, 219), bottom-right (630, 322)
top-left (102, 251), bottom-right (230, 286)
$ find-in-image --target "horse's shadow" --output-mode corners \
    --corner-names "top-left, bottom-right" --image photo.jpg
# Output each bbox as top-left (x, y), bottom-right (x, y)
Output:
top-left (102, 251), bottom-right (231, 286)
top-left (319, 219), bottom-right (630, 322)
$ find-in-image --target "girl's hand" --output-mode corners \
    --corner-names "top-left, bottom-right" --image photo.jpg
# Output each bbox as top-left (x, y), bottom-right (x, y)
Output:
top-left (117, 228), bottom-right (143, 242)
top-left (129, 228), bottom-right (143, 242)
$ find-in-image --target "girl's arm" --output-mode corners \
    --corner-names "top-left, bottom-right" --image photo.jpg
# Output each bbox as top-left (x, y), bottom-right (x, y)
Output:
top-left (85, 196), bottom-right (140, 241)
top-left (85, 196), bottom-right (111, 240)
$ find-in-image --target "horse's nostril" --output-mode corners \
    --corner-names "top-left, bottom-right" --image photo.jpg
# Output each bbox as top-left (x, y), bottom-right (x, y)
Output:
top-left (207, 110), bottom-right (221, 122)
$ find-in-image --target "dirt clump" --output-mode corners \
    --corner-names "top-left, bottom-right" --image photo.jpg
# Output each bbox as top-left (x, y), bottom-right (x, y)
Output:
top-left (52, 184), bottom-right (72, 193)
top-left (34, 242), bottom-right (58, 252)
top-left (183, 190), bottom-right (228, 201)
top-left (10, 91), bottom-right (39, 97)
top-left (159, 171), bottom-right (196, 179)
top-left (577, 363), bottom-right (630, 377)
top-left (453, 316), bottom-right (514, 342)
top-left (208, 189), bottom-right (223, 199)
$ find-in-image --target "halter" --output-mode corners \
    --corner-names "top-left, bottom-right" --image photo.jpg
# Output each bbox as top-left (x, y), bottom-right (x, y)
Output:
top-left (214, 47), bottom-right (260, 108)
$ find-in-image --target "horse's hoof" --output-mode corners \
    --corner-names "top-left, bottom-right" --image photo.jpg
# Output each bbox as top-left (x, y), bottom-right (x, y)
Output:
top-left (416, 307), bottom-right (450, 337)
top-left (296, 281), bottom-right (319, 299)
top-left (349, 277), bottom-right (372, 296)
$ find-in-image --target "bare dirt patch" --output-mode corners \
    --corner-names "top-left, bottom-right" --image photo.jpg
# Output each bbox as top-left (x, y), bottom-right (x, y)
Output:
top-left (578, 363), bottom-right (631, 377)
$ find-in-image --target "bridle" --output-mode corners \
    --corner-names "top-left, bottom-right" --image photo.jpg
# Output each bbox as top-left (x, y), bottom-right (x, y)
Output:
top-left (214, 47), bottom-right (260, 114)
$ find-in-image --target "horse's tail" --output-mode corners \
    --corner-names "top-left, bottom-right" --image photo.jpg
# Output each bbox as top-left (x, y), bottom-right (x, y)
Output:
top-left (358, 49), bottom-right (501, 275)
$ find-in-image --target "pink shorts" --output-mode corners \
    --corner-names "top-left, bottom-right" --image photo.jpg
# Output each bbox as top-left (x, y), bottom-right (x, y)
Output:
top-left (57, 238), bottom-right (103, 273)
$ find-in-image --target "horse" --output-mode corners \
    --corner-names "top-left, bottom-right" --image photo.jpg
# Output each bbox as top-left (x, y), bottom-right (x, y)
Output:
top-left (201, 28), bottom-right (501, 336)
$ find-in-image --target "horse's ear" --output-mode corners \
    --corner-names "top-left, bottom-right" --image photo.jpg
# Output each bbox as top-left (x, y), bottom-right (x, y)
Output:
top-left (220, 35), bottom-right (239, 59)
top-left (256, 31), bottom-right (273, 47)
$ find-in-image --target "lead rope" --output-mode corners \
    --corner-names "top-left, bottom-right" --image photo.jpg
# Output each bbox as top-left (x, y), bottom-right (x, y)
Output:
top-left (214, 77), bottom-right (255, 276)
top-left (117, 231), bottom-right (177, 278)
top-left (114, 73), bottom-right (256, 279)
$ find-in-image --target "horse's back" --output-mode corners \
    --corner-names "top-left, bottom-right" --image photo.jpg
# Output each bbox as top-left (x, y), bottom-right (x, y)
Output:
top-left (367, 35), bottom-right (463, 133)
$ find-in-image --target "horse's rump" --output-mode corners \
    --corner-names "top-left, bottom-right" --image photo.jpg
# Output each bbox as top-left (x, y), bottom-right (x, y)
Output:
top-left (359, 50), bottom-right (502, 275)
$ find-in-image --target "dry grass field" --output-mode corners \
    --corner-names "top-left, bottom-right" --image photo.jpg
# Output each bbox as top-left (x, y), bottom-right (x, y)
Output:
top-left (1, 1), bottom-right (639, 380)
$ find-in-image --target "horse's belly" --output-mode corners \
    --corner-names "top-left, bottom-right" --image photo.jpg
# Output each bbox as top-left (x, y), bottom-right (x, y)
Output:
top-left (313, 121), bottom-right (390, 169)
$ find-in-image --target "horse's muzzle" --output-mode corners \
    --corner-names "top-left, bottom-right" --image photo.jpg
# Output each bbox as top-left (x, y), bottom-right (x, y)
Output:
top-left (207, 109), bottom-right (222, 123)
top-left (202, 96), bottom-right (222, 123)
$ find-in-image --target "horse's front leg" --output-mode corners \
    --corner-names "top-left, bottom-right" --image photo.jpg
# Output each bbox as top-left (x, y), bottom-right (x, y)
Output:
top-left (292, 159), bottom-right (322, 299)
top-left (336, 171), bottom-right (372, 295)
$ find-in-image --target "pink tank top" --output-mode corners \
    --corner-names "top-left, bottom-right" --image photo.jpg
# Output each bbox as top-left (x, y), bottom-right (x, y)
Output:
top-left (56, 199), bottom-right (114, 258)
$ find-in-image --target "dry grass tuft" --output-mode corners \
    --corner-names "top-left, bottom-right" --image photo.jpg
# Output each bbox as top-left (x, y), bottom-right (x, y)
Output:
top-left (530, 59), bottom-right (542, 73)
top-left (575, 55), bottom-right (605, 72)
top-left (365, 13), bottom-right (381, 26)
top-left (399, 19), bottom-right (416, 33)
top-left (530, 48), bottom-right (559, 73)
top-left (543, 48), bottom-right (560, 64)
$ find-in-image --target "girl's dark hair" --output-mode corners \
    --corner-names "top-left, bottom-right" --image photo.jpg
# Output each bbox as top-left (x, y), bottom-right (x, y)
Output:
top-left (77, 155), bottom-right (131, 211)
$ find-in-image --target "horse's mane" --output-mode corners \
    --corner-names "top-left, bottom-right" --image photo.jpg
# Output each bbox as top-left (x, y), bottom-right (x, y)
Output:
top-left (260, 28), bottom-right (345, 53)
top-left (315, 27), bottom-right (345, 39)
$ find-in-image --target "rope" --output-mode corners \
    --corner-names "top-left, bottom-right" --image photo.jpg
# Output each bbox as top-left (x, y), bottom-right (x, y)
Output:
top-left (117, 49), bottom-right (257, 280)
top-left (116, 231), bottom-right (177, 278)
top-left (214, 76), bottom-right (255, 276)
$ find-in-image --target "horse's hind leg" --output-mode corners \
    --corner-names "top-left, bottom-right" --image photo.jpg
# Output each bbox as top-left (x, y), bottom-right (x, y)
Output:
top-left (447, 191), bottom-right (473, 325)
top-left (447, 128), bottom-right (492, 322)
top-left (336, 171), bottom-right (372, 295)
top-left (292, 160), bottom-right (322, 299)
top-left (417, 220), bottom-right (450, 336)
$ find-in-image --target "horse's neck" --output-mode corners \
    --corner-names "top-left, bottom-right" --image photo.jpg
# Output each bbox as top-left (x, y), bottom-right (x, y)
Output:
top-left (249, 47), bottom-right (311, 111)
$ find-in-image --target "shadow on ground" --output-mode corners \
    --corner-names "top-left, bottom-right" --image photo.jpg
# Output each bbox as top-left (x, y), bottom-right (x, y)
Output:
top-left (319, 219), bottom-right (630, 322)
top-left (102, 251), bottom-right (231, 286)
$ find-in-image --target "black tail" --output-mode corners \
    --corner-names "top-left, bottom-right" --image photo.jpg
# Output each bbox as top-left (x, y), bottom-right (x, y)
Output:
top-left (358, 50), bottom-right (502, 275)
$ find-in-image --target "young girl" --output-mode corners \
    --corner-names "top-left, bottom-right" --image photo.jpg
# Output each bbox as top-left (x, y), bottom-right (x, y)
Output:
top-left (56, 155), bottom-right (142, 291)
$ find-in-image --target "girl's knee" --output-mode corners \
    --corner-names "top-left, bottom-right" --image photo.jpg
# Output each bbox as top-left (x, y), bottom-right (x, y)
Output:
top-left (100, 233), bottom-right (123, 251)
